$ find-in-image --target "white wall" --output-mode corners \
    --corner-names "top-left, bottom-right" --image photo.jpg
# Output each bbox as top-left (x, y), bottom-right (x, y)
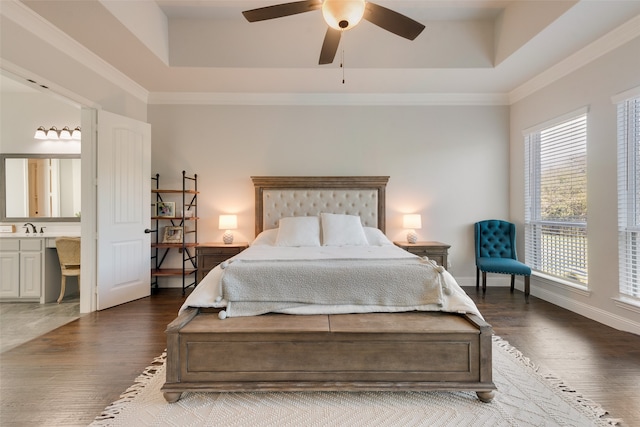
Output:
top-left (0, 93), bottom-right (80, 154)
top-left (510, 37), bottom-right (640, 334)
top-left (148, 103), bottom-right (510, 284)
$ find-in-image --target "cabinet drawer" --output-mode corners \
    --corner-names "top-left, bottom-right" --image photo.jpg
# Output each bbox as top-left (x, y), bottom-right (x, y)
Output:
top-left (393, 241), bottom-right (450, 269)
top-left (410, 247), bottom-right (441, 256)
top-left (20, 239), bottom-right (43, 251)
top-left (198, 247), bottom-right (242, 256)
top-left (418, 253), bottom-right (445, 265)
top-left (0, 239), bottom-right (20, 251)
top-left (199, 254), bottom-right (231, 268)
top-left (196, 243), bottom-right (248, 284)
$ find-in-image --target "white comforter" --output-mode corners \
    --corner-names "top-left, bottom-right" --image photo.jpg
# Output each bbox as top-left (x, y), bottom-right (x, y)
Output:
top-left (180, 243), bottom-right (482, 318)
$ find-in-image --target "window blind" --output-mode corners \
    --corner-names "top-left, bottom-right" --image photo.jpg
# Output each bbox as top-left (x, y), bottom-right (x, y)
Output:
top-left (525, 112), bottom-right (588, 285)
top-left (617, 95), bottom-right (640, 300)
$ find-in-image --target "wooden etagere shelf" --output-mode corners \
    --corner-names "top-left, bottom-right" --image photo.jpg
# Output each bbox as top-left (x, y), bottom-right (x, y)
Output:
top-left (150, 171), bottom-right (198, 294)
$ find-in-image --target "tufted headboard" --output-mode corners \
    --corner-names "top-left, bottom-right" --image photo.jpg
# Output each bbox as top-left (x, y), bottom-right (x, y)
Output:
top-left (251, 176), bottom-right (389, 236)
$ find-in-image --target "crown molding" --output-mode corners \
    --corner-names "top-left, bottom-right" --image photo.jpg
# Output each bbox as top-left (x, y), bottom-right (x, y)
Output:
top-left (148, 92), bottom-right (510, 106)
top-left (509, 14), bottom-right (640, 104)
top-left (1, 0), bottom-right (148, 104)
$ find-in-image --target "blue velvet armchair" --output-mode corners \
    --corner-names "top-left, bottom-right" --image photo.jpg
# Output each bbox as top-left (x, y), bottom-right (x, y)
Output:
top-left (474, 220), bottom-right (531, 301)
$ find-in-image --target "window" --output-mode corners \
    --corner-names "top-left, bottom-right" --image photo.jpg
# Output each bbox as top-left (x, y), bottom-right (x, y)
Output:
top-left (524, 109), bottom-right (588, 285)
top-left (617, 93), bottom-right (640, 301)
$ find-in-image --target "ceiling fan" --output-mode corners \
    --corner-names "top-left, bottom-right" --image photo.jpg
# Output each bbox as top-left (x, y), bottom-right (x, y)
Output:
top-left (242, 0), bottom-right (425, 65)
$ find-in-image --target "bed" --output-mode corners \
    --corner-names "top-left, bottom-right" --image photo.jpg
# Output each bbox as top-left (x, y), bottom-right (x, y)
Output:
top-left (161, 176), bottom-right (495, 403)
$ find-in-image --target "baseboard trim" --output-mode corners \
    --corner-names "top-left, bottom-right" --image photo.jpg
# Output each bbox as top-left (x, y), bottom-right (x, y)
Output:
top-left (513, 279), bottom-right (640, 336)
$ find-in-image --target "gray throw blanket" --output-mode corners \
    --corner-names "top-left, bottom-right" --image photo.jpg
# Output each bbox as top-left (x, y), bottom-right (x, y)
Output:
top-left (221, 257), bottom-right (445, 317)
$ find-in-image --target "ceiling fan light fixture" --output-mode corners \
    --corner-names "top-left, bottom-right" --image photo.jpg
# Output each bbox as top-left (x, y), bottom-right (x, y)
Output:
top-left (322, 0), bottom-right (365, 31)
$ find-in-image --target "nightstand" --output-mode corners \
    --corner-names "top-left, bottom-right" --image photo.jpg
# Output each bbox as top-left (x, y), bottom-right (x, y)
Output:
top-left (393, 241), bottom-right (451, 269)
top-left (196, 242), bottom-right (248, 283)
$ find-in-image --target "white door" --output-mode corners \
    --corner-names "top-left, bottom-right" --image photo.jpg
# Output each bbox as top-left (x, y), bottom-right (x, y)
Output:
top-left (96, 110), bottom-right (151, 310)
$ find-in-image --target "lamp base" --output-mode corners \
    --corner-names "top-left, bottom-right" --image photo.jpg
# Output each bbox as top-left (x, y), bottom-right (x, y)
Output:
top-left (223, 230), bottom-right (234, 244)
top-left (406, 230), bottom-right (418, 244)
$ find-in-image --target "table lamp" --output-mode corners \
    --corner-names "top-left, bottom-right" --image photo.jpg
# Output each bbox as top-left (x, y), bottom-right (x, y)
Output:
top-left (219, 215), bottom-right (237, 244)
top-left (403, 214), bottom-right (422, 244)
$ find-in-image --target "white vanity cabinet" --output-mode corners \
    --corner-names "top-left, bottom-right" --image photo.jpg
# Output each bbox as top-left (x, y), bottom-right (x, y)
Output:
top-left (0, 238), bottom-right (43, 300)
top-left (0, 240), bottom-right (20, 298)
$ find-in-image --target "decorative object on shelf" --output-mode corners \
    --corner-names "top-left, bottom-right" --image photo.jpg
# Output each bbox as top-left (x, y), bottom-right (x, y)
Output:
top-left (34, 126), bottom-right (81, 140)
top-left (162, 226), bottom-right (183, 244)
top-left (157, 201), bottom-right (175, 217)
top-left (403, 214), bottom-right (422, 244)
top-left (219, 215), bottom-right (238, 244)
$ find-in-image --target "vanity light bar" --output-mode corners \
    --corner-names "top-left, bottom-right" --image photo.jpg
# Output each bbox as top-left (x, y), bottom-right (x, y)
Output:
top-left (34, 126), bottom-right (81, 140)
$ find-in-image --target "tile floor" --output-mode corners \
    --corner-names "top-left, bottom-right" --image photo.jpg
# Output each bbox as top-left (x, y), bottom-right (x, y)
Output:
top-left (0, 295), bottom-right (81, 353)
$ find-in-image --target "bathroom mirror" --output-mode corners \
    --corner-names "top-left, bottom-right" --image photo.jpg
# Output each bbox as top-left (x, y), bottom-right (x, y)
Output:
top-left (1, 153), bottom-right (81, 222)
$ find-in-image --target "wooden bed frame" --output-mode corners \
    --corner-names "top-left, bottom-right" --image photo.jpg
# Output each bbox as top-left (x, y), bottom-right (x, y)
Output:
top-left (161, 176), bottom-right (495, 403)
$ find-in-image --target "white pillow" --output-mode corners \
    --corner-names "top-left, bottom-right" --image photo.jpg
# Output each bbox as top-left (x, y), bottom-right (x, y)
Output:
top-left (251, 229), bottom-right (278, 246)
top-left (320, 213), bottom-right (368, 246)
top-left (363, 227), bottom-right (393, 246)
top-left (275, 216), bottom-right (321, 247)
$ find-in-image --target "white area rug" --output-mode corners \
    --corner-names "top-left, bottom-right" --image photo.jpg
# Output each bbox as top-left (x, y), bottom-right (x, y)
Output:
top-left (91, 337), bottom-right (619, 426)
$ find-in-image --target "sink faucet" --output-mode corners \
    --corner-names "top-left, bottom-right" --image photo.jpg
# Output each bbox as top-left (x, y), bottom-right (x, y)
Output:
top-left (23, 223), bottom-right (36, 233)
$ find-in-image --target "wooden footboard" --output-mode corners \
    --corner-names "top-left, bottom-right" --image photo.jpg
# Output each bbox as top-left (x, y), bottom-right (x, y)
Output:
top-left (161, 309), bottom-right (495, 403)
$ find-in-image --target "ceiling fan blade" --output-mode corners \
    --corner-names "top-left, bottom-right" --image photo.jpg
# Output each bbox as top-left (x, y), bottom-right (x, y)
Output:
top-left (363, 2), bottom-right (425, 40)
top-left (319, 27), bottom-right (341, 65)
top-left (242, 0), bottom-right (322, 22)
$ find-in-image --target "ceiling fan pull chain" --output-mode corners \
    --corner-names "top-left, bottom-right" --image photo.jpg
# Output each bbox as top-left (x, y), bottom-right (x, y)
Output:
top-left (341, 49), bottom-right (345, 84)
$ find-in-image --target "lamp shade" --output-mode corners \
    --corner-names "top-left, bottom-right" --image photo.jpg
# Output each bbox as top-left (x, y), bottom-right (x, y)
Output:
top-left (71, 126), bottom-right (82, 140)
top-left (403, 214), bottom-right (422, 230)
top-left (34, 126), bottom-right (48, 139)
top-left (219, 215), bottom-right (238, 230)
top-left (322, 0), bottom-right (365, 30)
top-left (59, 126), bottom-right (72, 139)
top-left (46, 126), bottom-right (59, 139)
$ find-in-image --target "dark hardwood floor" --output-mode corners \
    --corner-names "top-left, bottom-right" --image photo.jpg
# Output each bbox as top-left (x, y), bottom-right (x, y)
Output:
top-left (1, 287), bottom-right (639, 426)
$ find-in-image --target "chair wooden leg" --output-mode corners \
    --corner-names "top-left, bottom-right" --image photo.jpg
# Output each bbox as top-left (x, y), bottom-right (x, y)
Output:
top-left (476, 268), bottom-right (480, 289)
top-left (524, 275), bottom-right (530, 303)
top-left (482, 271), bottom-right (487, 294)
top-left (57, 275), bottom-right (66, 304)
top-left (510, 275), bottom-right (515, 293)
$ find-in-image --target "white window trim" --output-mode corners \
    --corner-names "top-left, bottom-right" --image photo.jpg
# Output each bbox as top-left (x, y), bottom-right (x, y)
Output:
top-left (524, 108), bottom-right (589, 287)
top-left (532, 271), bottom-right (592, 297)
top-left (611, 85), bottom-right (640, 104)
top-left (613, 297), bottom-right (640, 314)
top-left (615, 89), bottom-right (640, 302)
top-left (522, 106), bottom-right (589, 136)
